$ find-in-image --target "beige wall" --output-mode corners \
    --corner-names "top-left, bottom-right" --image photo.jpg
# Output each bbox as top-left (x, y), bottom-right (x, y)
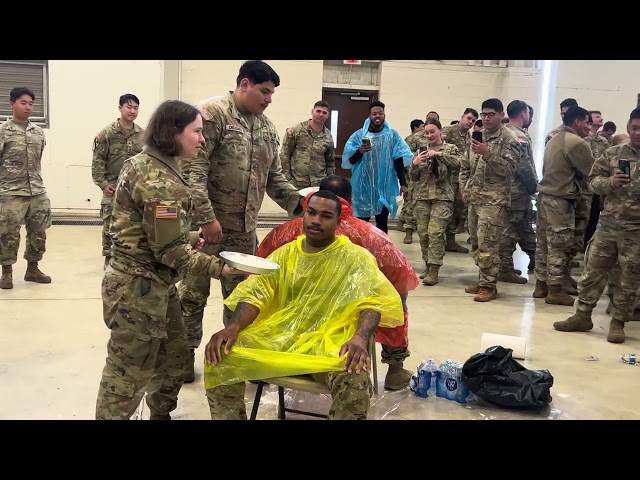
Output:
top-left (44, 60), bottom-right (164, 213)
top-left (553, 60), bottom-right (640, 133)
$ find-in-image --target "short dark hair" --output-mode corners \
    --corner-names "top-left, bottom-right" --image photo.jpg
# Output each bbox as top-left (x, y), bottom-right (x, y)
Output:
top-left (314, 100), bottom-right (330, 110)
top-left (507, 100), bottom-right (528, 119)
top-left (236, 60), bottom-right (280, 87)
top-left (482, 98), bottom-right (504, 113)
top-left (10, 87), bottom-right (35, 102)
top-left (563, 106), bottom-right (590, 126)
top-left (475, 119), bottom-right (483, 128)
top-left (426, 111), bottom-right (439, 119)
top-left (629, 108), bottom-right (640, 122)
top-left (319, 175), bottom-right (352, 203)
top-left (463, 107), bottom-right (479, 119)
top-left (425, 117), bottom-right (442, 130)
top-left (560, 98), bottom-right (579, 109)
top-left (450, 120), bottom-right (459, 125)
top-left (143, 100), bottom-right (200, 156)
top-left (119, 94), bottom-right (140, 107)
top-left (309, 190), bottom-right (341, 216)
top-left (603, 121), bottom-right (616, 132)
top-left (501, 117), bottom-right (511, 124)
top-left (528, 104), bottom-right (534, 117)
top-left (588, 110), bottom-right (602, 116)
top-left (410, 119), bottom-right (424, 131)
top-left (370, 100), bottom-right (385, 111)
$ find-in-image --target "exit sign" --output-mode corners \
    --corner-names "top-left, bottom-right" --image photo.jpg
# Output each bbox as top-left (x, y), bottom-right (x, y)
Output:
top-left (343, 60), bottom-right (362, 65)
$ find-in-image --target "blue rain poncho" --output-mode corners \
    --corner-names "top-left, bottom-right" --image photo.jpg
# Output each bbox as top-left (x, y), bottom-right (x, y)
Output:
top-left (341, 119), bottom-right (413, 219)
top-left (203, 235), bottom-right (404, 389)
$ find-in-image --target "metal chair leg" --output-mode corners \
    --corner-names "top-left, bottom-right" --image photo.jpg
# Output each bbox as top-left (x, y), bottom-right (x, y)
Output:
top-left (249, 381), bottom-right (265, 420)
top-left (277, 386), bottom-right (286, 420)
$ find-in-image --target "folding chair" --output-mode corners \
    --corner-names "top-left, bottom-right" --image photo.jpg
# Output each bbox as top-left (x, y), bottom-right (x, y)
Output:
top-left (249, 337), bottom-right (378, 420)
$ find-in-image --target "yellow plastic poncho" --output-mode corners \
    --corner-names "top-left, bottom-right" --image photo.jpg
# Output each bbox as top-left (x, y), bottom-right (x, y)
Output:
top-left (204, 235), bottom-right (404, 389)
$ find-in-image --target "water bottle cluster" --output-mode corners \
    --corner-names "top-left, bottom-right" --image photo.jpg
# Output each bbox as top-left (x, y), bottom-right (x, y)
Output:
top-left (409, 359), bottom-right (473, 404)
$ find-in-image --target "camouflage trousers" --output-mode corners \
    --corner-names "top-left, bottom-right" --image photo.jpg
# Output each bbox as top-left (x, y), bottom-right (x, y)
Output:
top-left (397, 180), bottom-right (416, 231)
top-left (414, 200), bottom-right (453, 266)
top-left (576, 225), bottom-right (640, 323)
top-left (206, 370), bottom-right (371, 420)
top-left (445, 181), bottom-right (465, 236)
top-left (0, 193), bottom-right (51, 266)
top-left (178, 230), bottom-right (257, 348)
top-left (607, 264), bottom-right (640, 311)
top-left (499, 203), bottom-right (536, 273)
top-left (534, 194), bottom-right (576, 286)
top-left (95, 267), bottom-right (190, 420)
top-left (100, 194), bottom-right (115, 257)
top-left (468, 204), bottom-right (506, 289)
top-left (571, 194), bottom-right (591, 263)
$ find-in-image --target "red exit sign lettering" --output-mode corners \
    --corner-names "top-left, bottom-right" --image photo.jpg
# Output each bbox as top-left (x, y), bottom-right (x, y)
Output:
top-left (343, 60), bottom-right (362, 65)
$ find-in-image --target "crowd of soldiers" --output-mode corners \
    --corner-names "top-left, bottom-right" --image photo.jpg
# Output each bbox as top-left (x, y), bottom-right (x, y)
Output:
top-left (0, 60), bottom-right (637, 420)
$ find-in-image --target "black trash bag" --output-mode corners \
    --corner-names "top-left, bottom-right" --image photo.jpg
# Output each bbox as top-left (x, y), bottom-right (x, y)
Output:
top-left (461, 345), bottom-right (554, 409)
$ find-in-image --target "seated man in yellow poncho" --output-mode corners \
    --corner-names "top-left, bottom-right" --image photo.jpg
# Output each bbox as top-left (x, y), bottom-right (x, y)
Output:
top-left (203, 190), bottom-right (404, 420)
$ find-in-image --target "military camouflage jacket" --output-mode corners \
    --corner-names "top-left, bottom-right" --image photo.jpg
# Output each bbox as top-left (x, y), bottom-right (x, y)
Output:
top-left (459, 124), bottom-right (519, 207)
top-left (110, 145), bottom-right (223, 287)
top-left (408, 142), bottom-right (461, 202)
top-left (92, 119), bottom-right (145, 190)
top-left (186, 93), bottom-right (301, 232)
top-left (589, 142), bottom-right (640, 232)
top-left (584, 132), bottom-right (610, 161)
top-left (442, 125), bottom-right (471, 184)
top-left (545, 124), bottom-right (563, 145)
top-left (279, 120), bottom-right (335, 189)
top-left (0, 119), bottom-right (46, 196)
top-left (506, 124), bottom-right (539, 210)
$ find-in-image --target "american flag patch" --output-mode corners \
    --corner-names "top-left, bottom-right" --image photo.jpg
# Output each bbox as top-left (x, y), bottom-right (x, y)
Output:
top-left (156, 205), bottom-right (178, 219)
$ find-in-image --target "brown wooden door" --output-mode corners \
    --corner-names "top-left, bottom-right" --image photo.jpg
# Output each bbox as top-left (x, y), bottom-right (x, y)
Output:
top-left (322, 89), bottom-right (378, 179)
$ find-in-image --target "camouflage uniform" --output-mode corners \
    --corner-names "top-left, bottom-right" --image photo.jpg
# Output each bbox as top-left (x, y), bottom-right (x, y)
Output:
top-left (0, 120), bottom-right (50, 266)
top-left (207, 370), bottom-right (371, 420)
top-left (91, 119), bottom-right (144, 257)
top-left (499, 124), bottom-right (538, 274)
top-left (459, 125), bottom-right (519, 291)
top-left (279, 120), bottom-right (335, 189)
top-left (179, 93), bottom-right (302, 345)
top-left (575, 143), bottom-right (640, 321)
top-left (545, 125), bottom-right (563, 145)
top-left (397, 133), bottom-right (417, 231)
top-left (535, 126), bottom-right (594, 287)
top-left (95, 145), bottom-right (225, 420)
top-left (408, 140), bottom-right (461, 266)
top-left (442, 125), bottom-right (471, 239)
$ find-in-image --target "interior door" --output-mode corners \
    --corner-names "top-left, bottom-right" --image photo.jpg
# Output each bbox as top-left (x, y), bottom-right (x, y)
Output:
top-left (322, 89), bottom-right (378, 179)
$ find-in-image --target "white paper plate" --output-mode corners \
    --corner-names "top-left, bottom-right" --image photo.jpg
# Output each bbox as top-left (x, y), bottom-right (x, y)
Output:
top-left (298, 186), bottom-right (320, 197)
top-left (219, 251), bottom-right (280, 275)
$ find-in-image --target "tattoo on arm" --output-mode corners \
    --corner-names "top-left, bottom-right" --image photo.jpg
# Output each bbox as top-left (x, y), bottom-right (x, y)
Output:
top-left (229, 302), bottom-right (261, 330)
top-left (355, 309), bottom-right (381, 340)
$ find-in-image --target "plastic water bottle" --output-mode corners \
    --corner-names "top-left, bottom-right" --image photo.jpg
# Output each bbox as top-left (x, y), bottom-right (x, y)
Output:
top-left (436, 360), bottom-right (451, 398)
top-left (425, 359), bottom-right (438, 397)
top-left (444, 363), bottom-right (458, 401)
top-left (454, 362), bottom-right (470, 404)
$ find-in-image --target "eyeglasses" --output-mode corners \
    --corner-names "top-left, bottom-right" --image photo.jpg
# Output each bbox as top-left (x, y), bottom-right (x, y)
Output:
top-left (480, 112), bottom-right (497, 119)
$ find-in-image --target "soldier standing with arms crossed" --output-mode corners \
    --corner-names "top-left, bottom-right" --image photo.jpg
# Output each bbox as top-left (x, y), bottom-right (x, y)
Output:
top-left (0, 87), bottom-right (51, 290)
top-left (178, 61), bottom-right (304, 383)
top-left (92, 94), bottom-right (145, 267)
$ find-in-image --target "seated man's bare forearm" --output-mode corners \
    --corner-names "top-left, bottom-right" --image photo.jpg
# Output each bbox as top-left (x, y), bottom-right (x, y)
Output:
top-left (229, 302), bottom-right (261, 331)
top-left (355, 309), bottom-right (381, 340)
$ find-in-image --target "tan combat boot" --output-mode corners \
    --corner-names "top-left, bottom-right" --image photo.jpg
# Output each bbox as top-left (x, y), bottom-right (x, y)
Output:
top-left (532, 280), bottom-right (548, 298)
top-left (384, 363), bottom-right (412, 391)
top-left (545, 285), bottom-right (575, 306)
top-left (553, 310), bottom-right (593, 332)
top-left (465, 284), bottom-right (481, 294)
top-left (24, 262), bottom-right (51, 283)
top-left (419, 263), bottom-right (429, 279)
top-left (422, 264), bottom-right (440, 286)
top-left (474, 287), bottom-right (497, 302)
top-left (184, 349), bottom-right (196, 383)
top-left (404, 229), bottom-right (414, 244)
top-left (498, 271), bottom-right (528, 284)
top-left (0, 265), bottom-right (13, 289)
top-left (445, 233), bottom-right (469, 253)
top-left (607, 319), bottom-right (625, 343)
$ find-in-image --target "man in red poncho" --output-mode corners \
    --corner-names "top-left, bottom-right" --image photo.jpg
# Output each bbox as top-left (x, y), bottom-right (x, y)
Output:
top-left (256, 175), bottom-right (419, 390)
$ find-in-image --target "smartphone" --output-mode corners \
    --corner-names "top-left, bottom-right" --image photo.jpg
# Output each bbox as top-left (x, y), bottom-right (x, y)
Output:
top-left (362, 138), bottom-right (371, 147)
top-left (472, 131), bottom-right (483, 143)
top-left (619, 159), bottom-right (631, 177)
top-left (419, 146), bottom-right (429, 153)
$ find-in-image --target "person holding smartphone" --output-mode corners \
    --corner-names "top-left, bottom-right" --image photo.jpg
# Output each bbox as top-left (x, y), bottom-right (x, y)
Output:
top-left (342, 101), bottom-right (413, 234)
top-left (458, 98), bottom-right (521, 302)
top-left (553, 107), bottom-right (640, 344)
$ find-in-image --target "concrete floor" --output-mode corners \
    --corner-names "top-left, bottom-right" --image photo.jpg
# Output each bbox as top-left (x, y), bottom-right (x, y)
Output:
top-left (0, 224), bottom-right (638, 420)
